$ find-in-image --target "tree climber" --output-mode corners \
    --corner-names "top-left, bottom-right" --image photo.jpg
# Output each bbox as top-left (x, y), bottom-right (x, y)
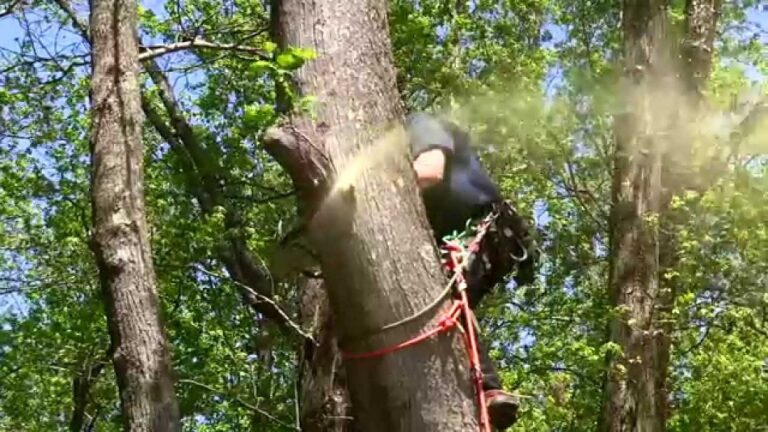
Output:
top-left (406, 112), bottom-right (538, 430)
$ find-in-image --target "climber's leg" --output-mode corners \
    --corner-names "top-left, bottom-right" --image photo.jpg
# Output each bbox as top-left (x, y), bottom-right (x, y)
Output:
top-left (462, 204), bottom-right (538, 429)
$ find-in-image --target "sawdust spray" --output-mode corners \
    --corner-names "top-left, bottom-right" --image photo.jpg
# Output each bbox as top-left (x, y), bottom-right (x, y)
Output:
top-left (273, 73), bottom-right (766, 279)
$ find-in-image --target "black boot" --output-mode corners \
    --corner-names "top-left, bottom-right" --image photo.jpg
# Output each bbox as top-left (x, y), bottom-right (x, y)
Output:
top-left (485, 389), bottom-right (520, 430)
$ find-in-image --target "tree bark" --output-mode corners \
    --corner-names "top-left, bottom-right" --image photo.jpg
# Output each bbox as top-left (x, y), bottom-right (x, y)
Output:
top-left (51, 0), bottom-right (302, 336)
top-left (600, 1), bottom-right (673, 431)
top-left (69, 356), bottom-right (108, 432)
top-left (88, 0), bottom-right (181, 428)
top-left (266, 4), bottom-right (353, 430)
top-left (296, 278), bottom-right (354, 431)
top-left (681, 0), bottom-right (721, 102)
top-left (654, 0), bottom-right (722, 424)
top-left (268, 0), bottom-right (479, 430)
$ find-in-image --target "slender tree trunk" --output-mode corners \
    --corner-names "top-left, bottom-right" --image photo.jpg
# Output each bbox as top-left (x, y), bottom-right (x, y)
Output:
top-left (681, 0), bottom-right (721, 103)
top-left (296, 278), bottom-right (354, 431)
top-left (600, 1), bottom-right (673, 431)
top-left (69, 358), bottom-right (107, 432)
top-left (88, 0), bottom-right (181, 428)
top-left (654, 0), bottom-right (722, 423)
top-left (267, 0), bottom-right (479, 430)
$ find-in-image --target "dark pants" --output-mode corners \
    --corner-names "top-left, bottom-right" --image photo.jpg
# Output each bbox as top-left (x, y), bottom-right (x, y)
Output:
top-left (441, 200), bottom-right (536, 391)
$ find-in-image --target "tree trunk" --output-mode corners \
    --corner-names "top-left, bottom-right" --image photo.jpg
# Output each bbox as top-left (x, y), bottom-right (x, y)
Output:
top-left (681, 0), bottom-right (721, 102)
top-left (600, 1), bottom-right (672, 431)
top-left (654, 0), bottom-right (722, 423)
top-left (267, 0), bottom-right (479, 430)
top-left (296, 278), bottom-right (354, 431)
top-left (69, 356), bottom-right (108, 432)
top-left (88, 0), bottom-right (181, 428)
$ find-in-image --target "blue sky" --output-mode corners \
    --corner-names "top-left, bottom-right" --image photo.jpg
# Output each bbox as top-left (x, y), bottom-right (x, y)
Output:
top-left (1, 3), bottom-right (764, 102)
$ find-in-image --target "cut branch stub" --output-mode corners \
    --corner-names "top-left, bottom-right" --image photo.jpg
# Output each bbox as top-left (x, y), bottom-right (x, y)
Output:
top-left (263, 122), bottom-right (334, 219)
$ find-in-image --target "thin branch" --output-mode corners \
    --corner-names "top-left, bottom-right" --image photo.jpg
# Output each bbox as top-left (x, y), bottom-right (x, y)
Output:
top-left (69, 353), bottom-right (109, 432)
top-left (195, 266), bottom-right (317, 345)
top-left (0, 0), bottom-right (22, 19)
top-left (178, 378), bottom-right (300, 431)
top-left (224, 190), bottom-right (296, 204)
top-left (564, 159), bottom-right (607, 230)
top-left (138, 38), bottom-right (269, 61)
top-left (84, 407), bottom-right (100, 432)
top-left (680, 322), bottom-right (713, 356)
top-left (729, 95), bottom-right (768, 160)
top-left (51, 0), bottom-right (89, 42)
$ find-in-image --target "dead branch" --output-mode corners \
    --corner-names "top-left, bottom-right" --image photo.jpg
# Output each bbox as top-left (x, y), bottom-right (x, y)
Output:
top-left (178, 378), bottom-right (300, 431)
top-left (51, 0), bottom-right (89, 42)
top-left (262, 125), bottom-right (332, 218)
top-left (139, 38), bottom-right (270, 60)
top-left (195, 266), bottom-right (317, 345)
top-left (0, 0), bottom-right (23, 18)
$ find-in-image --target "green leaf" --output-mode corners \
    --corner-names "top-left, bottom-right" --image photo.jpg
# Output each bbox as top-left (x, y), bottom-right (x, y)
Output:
top-left (275, 47), bottom-right (317, 70)
top-left (249, 60), bottom-right (275, 75)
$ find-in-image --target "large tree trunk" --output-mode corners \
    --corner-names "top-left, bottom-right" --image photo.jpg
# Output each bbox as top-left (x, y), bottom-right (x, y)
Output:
top-left (88, 0), bottom-right (181, 428)
top-left (600, 1), bottom-right (672, 431)
top-left (267, 0), bottom-right (479, 430)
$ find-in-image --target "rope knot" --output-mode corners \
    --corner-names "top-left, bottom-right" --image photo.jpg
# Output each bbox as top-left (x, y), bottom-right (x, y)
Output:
top-left (437, 316), bottom-right (455, 330)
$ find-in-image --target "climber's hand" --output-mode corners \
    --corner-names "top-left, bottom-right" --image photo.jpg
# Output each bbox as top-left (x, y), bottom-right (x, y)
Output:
top-left (413, 148), bottom-right (446, 190)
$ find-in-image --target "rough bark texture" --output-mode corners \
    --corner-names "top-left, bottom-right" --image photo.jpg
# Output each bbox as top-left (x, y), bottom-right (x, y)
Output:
top-left (69, 356), bottom-right (108, 432)
top-left (88, 0), bottom-right (181, 428)
top-left (296, 278), bottom-right (353, 432)
top-left (681, 0), bottom-right (721, 102)
top-left (654, 0), bottom-right (721, 424)
top-left (268, 0), bottom-right (479, 430)
top-left (600, 1), bottom-right (672, 431)
top-left (54, 0), bottom-right (300, 344)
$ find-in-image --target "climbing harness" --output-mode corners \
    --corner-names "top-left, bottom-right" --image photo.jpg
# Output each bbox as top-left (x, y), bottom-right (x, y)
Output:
top-left (341, 211), bottom-right (501, 432)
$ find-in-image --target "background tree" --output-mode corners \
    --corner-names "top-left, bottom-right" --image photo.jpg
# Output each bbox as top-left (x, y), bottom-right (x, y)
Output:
top-left (88, 0), bottom-right (182, 427)
top-left (600, 1), bottom-right (672, 430)
top-left (0, 0), bottom-right (765, 430)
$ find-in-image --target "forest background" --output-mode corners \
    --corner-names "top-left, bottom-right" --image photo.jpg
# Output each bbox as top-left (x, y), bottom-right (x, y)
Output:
top-left (1, 0), bottom-right (767, 430)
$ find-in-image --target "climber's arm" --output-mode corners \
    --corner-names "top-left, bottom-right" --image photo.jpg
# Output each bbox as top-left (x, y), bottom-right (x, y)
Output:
top-left (413, 149), bottom-right (446, 189)
top-left (405, 113), bottom-right (454, 189)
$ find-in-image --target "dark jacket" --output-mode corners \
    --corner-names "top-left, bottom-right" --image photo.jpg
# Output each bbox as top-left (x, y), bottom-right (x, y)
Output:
top-left (406, 112), bottom-right (501, 239)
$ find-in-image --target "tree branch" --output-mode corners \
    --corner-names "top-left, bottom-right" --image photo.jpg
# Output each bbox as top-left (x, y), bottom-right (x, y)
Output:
top-left (178, 378), bottom-right (300, 431)
top-left (564, 159), bottom-right (607, 231)
top-left (138, 38), bottom-right (270, 60)
top-left (0, 0), bottom-right (22, 18)
top-left (84, 407), bottom-right (100, 432)
top-left (195, 266), bottom-right (316, 345)
top-left (69, 348), bottom-right (110, 432)
top-left (51, 0), bottom-right (89, 42)
top-left (262, 124), bottom-right (332, 218)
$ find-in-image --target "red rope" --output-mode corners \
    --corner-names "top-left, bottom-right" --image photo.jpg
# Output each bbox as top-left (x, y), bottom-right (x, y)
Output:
top-left (341, 301), bottom-right (463, 360)
top-left (443, 237), bottom-right (492, 432)
top-left (341, 218), bottom-right (496, 432)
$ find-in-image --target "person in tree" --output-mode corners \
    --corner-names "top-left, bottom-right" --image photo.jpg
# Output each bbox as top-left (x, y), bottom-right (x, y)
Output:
top-left (406, 112), bottom-right (538, 430)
